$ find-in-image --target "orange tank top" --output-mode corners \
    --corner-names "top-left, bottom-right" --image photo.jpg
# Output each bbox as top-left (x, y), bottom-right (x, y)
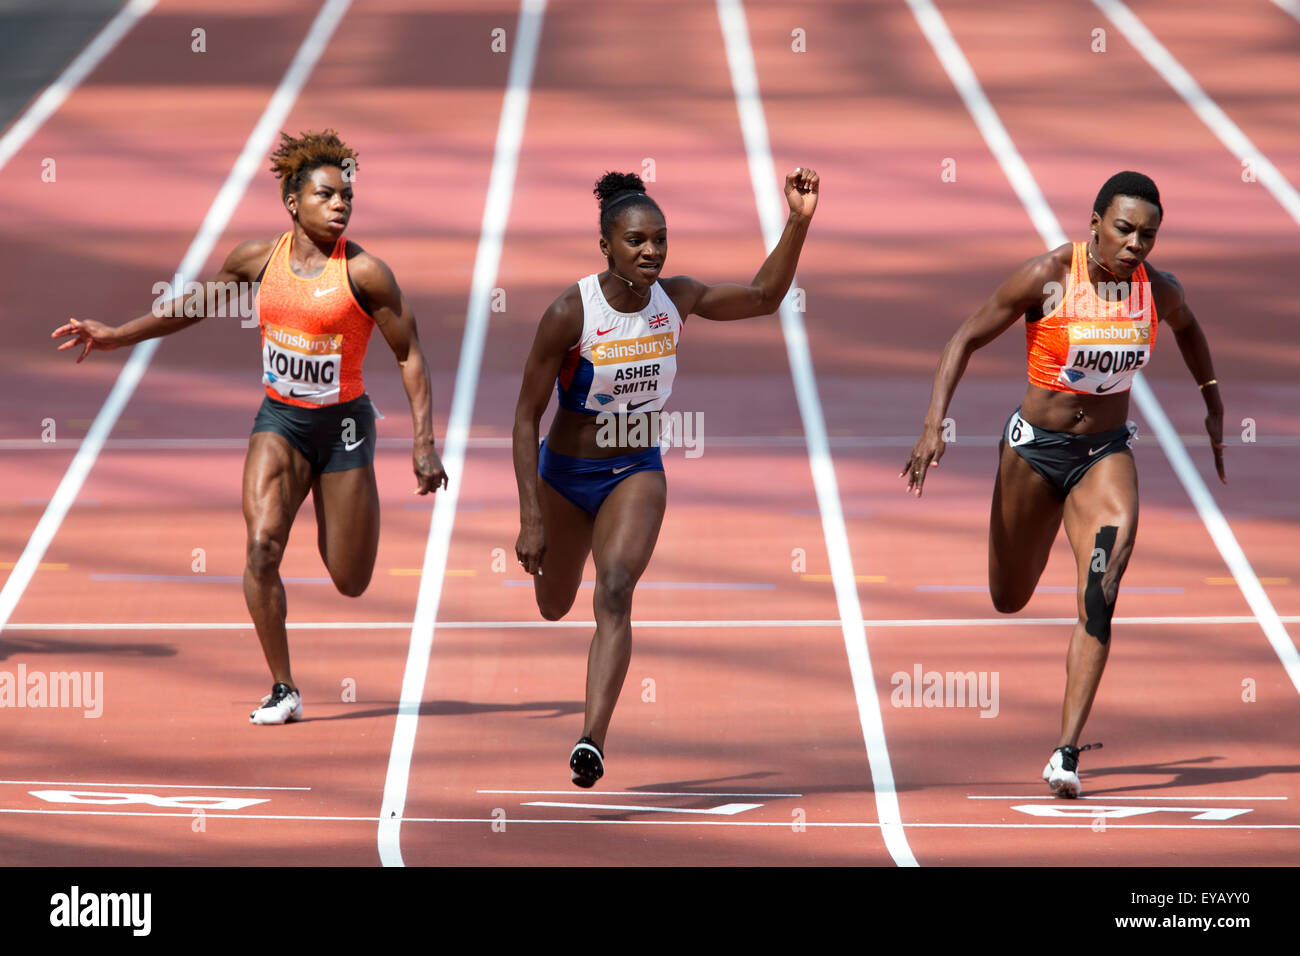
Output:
top-left (256, 232), bottom-right (374, 407)
top-left (1026, 242), bottom-right (1157, 395)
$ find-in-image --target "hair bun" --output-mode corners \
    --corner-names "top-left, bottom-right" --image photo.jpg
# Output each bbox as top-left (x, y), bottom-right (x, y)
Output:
top-left (594, 171), bottom-right (646, 208)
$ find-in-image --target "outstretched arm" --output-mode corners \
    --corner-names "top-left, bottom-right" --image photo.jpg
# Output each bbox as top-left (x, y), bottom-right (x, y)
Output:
top-left (665, 167), bottom-right (819, 321)
top-left (351, 252), bottom-right (447, 495)
top-left (902, 249), bottom-right (1065, 496)
top-left (1156, 269), bottom-right (1226, 484)
top-left (512, 290), bottom-right (583, 575)
top-left (51, 238), bottom-right (276, 361)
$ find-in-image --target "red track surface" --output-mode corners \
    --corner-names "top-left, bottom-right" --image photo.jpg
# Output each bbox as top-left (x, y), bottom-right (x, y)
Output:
top-left (1, 0), bottom-right (1297, 867)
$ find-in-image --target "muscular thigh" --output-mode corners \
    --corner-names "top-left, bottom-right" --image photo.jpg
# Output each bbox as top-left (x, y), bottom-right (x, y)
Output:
top-left (989, 441), bottom-right (1066, 608)
top-left (1063, 450), bottom-right (1139, 617)
top-left (312, 463), bottom-right (381, 578)
top-left (536, 477), bottom-right (595, 605)
top-left (591, 470), bottom-right (667, 584)
top-left (243, 432), bottom-right (314, 543)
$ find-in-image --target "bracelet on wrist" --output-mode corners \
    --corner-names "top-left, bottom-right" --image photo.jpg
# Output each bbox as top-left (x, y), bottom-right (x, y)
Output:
top-left (1197, 379), bottom-right (1218, 390)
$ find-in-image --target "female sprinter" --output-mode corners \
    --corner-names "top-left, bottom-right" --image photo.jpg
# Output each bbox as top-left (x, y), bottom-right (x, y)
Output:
top-left (53, 130), bottom-right (447, 725)
top-left (902, 171), bottom-right (1226, 797)
top-left (514, 168), bottom-right (819, 786)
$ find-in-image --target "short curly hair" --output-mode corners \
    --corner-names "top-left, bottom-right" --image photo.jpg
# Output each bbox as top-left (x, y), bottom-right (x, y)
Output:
top-left (269, 129), bottom-right (358, 200)
top-left (1093, 170), bottom-right (1162, 222)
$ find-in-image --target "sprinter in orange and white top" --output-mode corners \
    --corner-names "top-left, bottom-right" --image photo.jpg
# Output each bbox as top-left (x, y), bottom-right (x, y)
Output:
top-left (902, 171), bottom-right (1226, 798)
top-left (53, 130), bottom-right (447, 725)
top-left (513, 168), bottom-right (820, 788)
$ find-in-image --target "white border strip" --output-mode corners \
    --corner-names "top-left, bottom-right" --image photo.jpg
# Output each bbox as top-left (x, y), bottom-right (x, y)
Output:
top-left (1094, 0), bottom-right (1300, 226)
top-left (375, 0), bottom-right (547, 868)
top-left (0, 0), bottom-right (159, 173)
top-left (9, 615), bottom-right (1299, 631)
top-left (0, 0), bottom-right (355, 635)
top-left (904, 0), bottom-right (1300, 697)
top-left (2, 808), bottom-right (1297, 831)
top-left (1273, 0), bottom-right (1300, 24)
top-left (716, 0), bottom-right (916, 868)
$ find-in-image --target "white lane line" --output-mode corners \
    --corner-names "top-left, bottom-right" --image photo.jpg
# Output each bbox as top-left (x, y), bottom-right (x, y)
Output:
top-left (6, 433), bottom-right (1299, 450)
top-left (0, 0), bottom-right (355, 636)
top-left (0, 0), bottom-right (159, 173)
top-left (479, 790), bottom-right (802, 797)
top-left (1273, 0), bottom-right (1300, 24)
top-left (1094, 0), bottom-right (1300, 226)
top-left (2, 808), bottom-right (1297, 830)
top-left (905, 0), bottom-right (1300, 698)
top-left (375, 0), bottom-right (547, 869)
top-left (0, 780), bottom-right (308, 790)
top-left (10, 615), bottom-right (1299, 631)
top-left (969, 795), bottom-right (1286, 801)
top-left (716, 0), bottom-right (916, 869)
top-left (523, 801), bottom-right (763, 815)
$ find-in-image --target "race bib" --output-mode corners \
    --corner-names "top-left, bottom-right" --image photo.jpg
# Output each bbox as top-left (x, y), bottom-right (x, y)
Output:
top-left (1007, 412), bottom-right (1035, 448)
top-left (262, 323), bottom-right (342, 405)
top-left (1057, 322), bottom-right (1151, 395)
top-left (586, 331), bottom-right (677, 414)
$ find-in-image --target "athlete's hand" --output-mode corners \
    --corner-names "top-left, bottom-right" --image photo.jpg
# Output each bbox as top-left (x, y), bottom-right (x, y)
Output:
top-left (1206, 408), bottom-right (1227, 484)
top-left (516, 520), bottom-right (545, 576)
top-left (51, 318), bottom-right (122, 363)
top-left (414, 445), bottom-right (448, 495)
top-left (784, 167), bottom-right (819, 219)
top-left (901, 425), bottom-right (946, 497)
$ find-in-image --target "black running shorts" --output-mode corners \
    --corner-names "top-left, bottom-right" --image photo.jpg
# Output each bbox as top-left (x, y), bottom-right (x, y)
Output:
top-left (251, 392), bottom-right (377, 474)
top-left (1003, 407), bottom-right (1135, 497)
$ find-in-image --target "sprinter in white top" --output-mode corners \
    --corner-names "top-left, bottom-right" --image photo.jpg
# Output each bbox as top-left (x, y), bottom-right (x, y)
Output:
top-left (513, 168), bottom-right (820, 787)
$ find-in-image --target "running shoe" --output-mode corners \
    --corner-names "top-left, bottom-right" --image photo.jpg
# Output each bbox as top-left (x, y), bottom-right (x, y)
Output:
top-left (569, 736), bottom-right (604, 788)
top-left (1042, 742), bottom-right (1102, 798)
top-left (250, 682), bottom-right (303, 725)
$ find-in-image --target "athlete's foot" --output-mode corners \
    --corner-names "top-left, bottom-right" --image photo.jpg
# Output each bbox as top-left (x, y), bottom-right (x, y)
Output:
top-left (569, 736), bottom-right (604, 788)
top-left (1042, 742), bottom-right (1102, 798)
top-left (250, 682), bottom-right (303, 724)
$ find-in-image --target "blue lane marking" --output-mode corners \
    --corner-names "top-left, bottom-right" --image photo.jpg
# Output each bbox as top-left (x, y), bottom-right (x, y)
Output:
top-left (502, 580), bottom-right (775, 590)
top-left (90, 574), bottom-right (333, 584)
top-left (915, 584), bottom-right (1185, 594)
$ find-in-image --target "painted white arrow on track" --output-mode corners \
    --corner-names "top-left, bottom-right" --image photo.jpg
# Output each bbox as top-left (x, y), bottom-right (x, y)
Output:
top-left (1013, 804), bottom-right (1252, 822)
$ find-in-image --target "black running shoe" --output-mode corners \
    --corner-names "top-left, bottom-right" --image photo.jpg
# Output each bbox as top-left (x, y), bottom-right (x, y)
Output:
top-left (1042, 741), bottom-right (1102, 797)
top-left (569, 736), bottom-right (604, 788)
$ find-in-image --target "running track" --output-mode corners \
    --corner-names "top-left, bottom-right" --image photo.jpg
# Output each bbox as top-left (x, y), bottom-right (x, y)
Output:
top-left (1, 0), bottom-right (1297, 867)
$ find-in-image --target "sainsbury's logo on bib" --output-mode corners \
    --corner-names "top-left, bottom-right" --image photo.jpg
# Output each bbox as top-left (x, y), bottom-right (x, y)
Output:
top-left (591, 332), bottom-right (676, 366)
top-left (263, 322), bottom-right (342, 404)
top-left (1059, 322), bottom-right (1150, 394)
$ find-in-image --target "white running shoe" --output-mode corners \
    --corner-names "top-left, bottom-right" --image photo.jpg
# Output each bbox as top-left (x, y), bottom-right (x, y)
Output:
top-left (250, 682), bottom-right (303, 725)
top-left (1042, 742), bottom-right (1102, 798)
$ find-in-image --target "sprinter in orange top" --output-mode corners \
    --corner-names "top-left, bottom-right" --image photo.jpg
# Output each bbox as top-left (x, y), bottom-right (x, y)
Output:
top-left (902, 171), bottom-right (1226, 797)
top-left (53, 130), bottom-right (447, 725)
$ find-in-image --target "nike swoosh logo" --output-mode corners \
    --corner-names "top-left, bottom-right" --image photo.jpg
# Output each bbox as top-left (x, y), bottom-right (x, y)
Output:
top-left (1095, 379), bottom-right (1123, 393)
top-left (289, 389), bottom-right (314, 398)
top-left (596, 327), bottom-right (616, 336)
top-left (611, 464), bottom-right (636, 475)
top-left (1087, 445), bottom-right (1109, 456)
top-left (626, 399), bottom-right (654, 410)
top-left (344, 437), bottom-right (366, 452)
top-left (1127, 306), bottom-right (1149, 319)
top-left (314, 287), bottom-right (338, 297)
